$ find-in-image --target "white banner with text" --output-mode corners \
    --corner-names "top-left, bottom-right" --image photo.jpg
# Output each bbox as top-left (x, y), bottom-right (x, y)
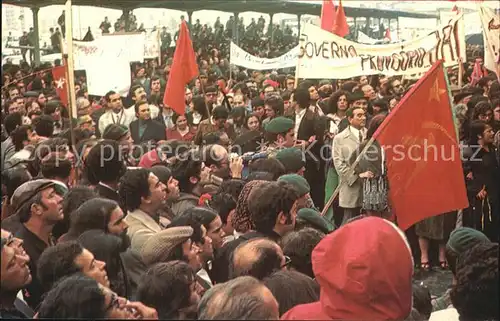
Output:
top-left (297, 14), bottom-right (466, 79)
top-left (230, 42), bottom-right (298, 70)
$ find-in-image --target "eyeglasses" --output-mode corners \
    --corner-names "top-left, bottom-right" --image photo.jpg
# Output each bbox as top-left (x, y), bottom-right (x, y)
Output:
top-left (281, 255), bottom-right (292, 268)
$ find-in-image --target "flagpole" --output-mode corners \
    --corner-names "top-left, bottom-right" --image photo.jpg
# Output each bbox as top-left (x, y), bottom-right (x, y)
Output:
top-left (64, 0), bottom-right (79, 185)
top-left (458, 57), bottom-right (463, 88)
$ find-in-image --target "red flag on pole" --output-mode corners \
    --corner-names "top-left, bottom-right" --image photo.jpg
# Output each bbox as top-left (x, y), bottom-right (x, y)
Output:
top-left (163, 21), bottom-right (199, 115)
top-left (320, 0), bottom-right (336, 33)
top-left (52, 65), bottom-right (69, 107)
top-left (332, 0), bottom-right (349, 37)
top-left (372, 60), bottom-right (468, 230)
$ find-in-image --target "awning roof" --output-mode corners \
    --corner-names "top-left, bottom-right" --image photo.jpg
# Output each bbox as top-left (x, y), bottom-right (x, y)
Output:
top-left (3, 0), bottom-right (438, 19)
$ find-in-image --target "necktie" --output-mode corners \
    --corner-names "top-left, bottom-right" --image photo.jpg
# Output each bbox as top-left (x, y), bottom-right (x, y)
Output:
top-left (359, 130), bottom-right (363, 143)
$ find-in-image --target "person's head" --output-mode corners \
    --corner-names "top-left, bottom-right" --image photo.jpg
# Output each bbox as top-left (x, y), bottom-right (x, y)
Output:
top-left (182, 206), bottom-right (224, 250)
top-left (202, 144), bottom-right (230, 179)
top-left (76, 97), bottom-right (91, 117)
top-left (248, 181), bottom-right (299, 236)
top-left (327, 90), bottom-right (349, 115)
top-left (40, 152), bottom-right (73, 184)
top-left (102, 124), bottom-right (133, 155)
top-left (264, 116), bottom-right (295, 148)
top-left (1, 233), bottom-right (31, 296)
top-left (248, 158), bottom-right (286, 181)
top-left (450, 242), bottom-right (498, 321)
top-left (264, 95), bottom-right (284, 118)
top-left (251, 97), bottom-right (265, 119)
top-left (150, 75), bottom-right (161, 93)
top-left (280, 227), bottom-right (325, 278)
top-left (445, 227), bottom-right (490, 279)
top-left (170, 154), bottom-right (204, 194)
top-left (230, 238), bottom-right (288, 280)
top-left (77, 229), bottom-right (128, 296)
top-left (84, 140), bottom-right (127, 185)
top-left (1, 166), bottom-right (32, 210)
top-left (388, 95), bottom-right (400, 112)
top-left (150, 165), bottom-right (180, 201)
top-left (208, 191), bottom-right (237, 236)
top-left (130, 84), bottom-right (147, 102)
top-left (8, 86), bottom-right (20, 100)
top-left (11, 124), bottom-right (37, 151)
top-left (43, 100), bottom-right (62, 121)
top-left (37, 241), bottom-right (109, 292)
top-left (233, 94), bottom-right (246, 108)
top-left (212, 105), bottom-right (229, 128)
top-left (286, 75), bottom-right (295, 91)
top-left (472, 101), bottom-right (493, 123)
top-left (346, 106), bottom-right (366, 130)
top-left (469, 120), bottom-right (494, 145)
top-left (4, 112), bottom-right (22, 136)
top-left (388, 78), bottom-right (405, 96)
top-left (185, 87), bottom-right (193, 104)
top-left (244, 113), bottom-right (261, 131)
top-left (137, 261), bottom-right (200, 319)
top-left (105, 91), bottom-right (123, 112)
top-left (172, 112), bottom-right (189, 130)
top-left (263, 270), bottom-right (320, 316)
top-left (36, 274), bottom-right (135, 319)
top-left (32, 114), bottom-right (54, 137)
top-left (67, 197), bottom-right (128, 239)
top-left (275, 148), bottom-right (305, 176)
top-left (371, 98), bottom-right (388, 115)
top-left (119, 168), bottom-right (167, 213)
top-left (141, 226), bottom-right (202, 272)
top-left (198, 276), bottom-right (280, 320)
top-left (204, 86), bottom-right (218, 104)
top-left (12, 179), bottom-right (64, 225)
top-left (349, 90), bottom-right (369, 111)
top-left (168, 211), bottom-right (213, 264)
top-left (134, 100), bottom-right (151, 121)
top-left (311, 216), bottom-right (414, 320)
top-left (277, 174), bottom-right (311, 210)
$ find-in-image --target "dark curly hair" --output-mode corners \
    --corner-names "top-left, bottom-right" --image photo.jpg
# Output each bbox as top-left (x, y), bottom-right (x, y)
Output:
top-left (450, 242), bottom-right (498, 321)
top-left (248, 181), bottom-right (299, 234)
top-left (327, 90), bottom-right (349, 115)
top-left (118, 168), bottom-right (151, 212)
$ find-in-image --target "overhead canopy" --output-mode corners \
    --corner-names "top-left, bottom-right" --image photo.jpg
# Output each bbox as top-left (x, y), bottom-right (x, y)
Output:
top-left (3, 0), bottom-right (438, 19)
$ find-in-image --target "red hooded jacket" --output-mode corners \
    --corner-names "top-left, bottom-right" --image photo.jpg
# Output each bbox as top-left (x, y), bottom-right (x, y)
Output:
top-left (281, 217), bottom-right (414, 320)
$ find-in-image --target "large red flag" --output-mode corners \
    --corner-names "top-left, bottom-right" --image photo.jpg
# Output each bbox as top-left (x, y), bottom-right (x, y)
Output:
top-left (52, 65), bottom-right (68, 107)
top-left (372, 61), bottom-right (468, 230)
top-left (163, 21), bottom-right (199, 115)
top-left (332, 0), bottom-right (349, 38)
top-left (320, 0), bottom-right (336, 33)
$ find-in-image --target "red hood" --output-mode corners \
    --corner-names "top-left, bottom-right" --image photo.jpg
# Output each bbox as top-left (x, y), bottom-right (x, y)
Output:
top-left (283, 217), bottom-right (413, 320)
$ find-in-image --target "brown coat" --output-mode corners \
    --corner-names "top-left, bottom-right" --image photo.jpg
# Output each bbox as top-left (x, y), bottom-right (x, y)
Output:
top-left (193, 119), bottom-right (235, 145)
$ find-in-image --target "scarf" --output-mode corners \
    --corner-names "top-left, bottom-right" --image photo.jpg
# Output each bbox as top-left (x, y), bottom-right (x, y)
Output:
top-left (232, 180), bottom-right (267, 233)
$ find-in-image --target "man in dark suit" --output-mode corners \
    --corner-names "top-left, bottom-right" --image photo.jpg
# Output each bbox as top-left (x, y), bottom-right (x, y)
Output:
top-left (293, 87), bottom-right (326, 209)
top-left (129, 100), bottom-right (166, 145)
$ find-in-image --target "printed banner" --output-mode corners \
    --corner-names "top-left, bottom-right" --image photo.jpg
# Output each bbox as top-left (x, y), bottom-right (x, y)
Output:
top-left (86, 59), bottom-right (131, 97)
top-left (478, 6), bottom-right (500, 75)
top-left (144, 31), bottom-right (161, 59)
top-left (73, 33), bottom-right (145, 70)
top-left (230, 42), bottom-right (298, 70)
top-left (297, 13), bottom-right (466, 79)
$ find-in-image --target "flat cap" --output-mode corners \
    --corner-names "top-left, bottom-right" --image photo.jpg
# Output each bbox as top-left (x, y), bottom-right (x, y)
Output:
top-left (278, 174), bottom-right (310, 196)
top-left (141, 226), bottom-right (193, 266)
top-left (11, 179), bottom-right (56, 213)
top-left (265, 116), bottom-right (294, 134)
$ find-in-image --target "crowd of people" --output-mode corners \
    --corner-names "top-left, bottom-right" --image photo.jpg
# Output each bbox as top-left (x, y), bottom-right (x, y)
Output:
top-left (1, 12), bottom-right (499, 320)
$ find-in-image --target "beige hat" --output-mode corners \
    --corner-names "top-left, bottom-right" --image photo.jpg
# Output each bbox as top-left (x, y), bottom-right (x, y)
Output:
top-left (141, 226), bottom-right (193, 266)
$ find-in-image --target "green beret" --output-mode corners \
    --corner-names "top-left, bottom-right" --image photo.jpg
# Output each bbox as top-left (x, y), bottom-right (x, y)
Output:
top-left (297, 208), bottom-right (335, 234)
top-left (265, 116), bottom-right (294, 134)
top-left (278, 174), bottom-right (310, 196)
top-left (446, 227), bottom-right (490, 255)
top-left (276, 148), bottom-right (305, 173)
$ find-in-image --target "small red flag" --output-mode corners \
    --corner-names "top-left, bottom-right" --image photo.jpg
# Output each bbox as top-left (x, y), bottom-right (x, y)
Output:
top-left (320, 0), bottom-right (336, 33)
top-left (332, 0), bottom-right (349, 38)
top-left (163, 21), bottom-right (199, 115)
top-left (51, 65), bottom-right (68, 107)
top-left (372, 61), bottom-right (468, 230)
